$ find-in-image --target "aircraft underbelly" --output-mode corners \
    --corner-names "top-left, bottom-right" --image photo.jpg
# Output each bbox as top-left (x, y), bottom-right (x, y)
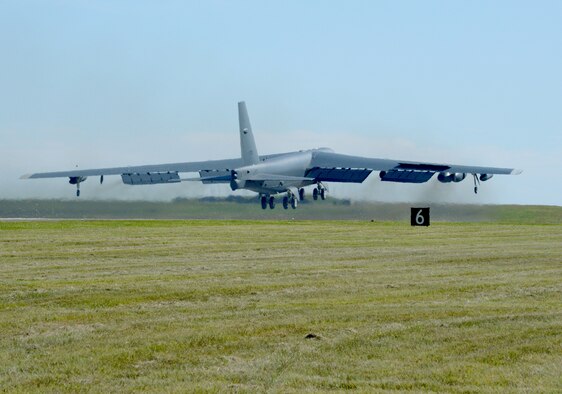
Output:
top-left (244, 179), bottom-right (315, 194)
top-left (238, 151), bottom-right (314, 194)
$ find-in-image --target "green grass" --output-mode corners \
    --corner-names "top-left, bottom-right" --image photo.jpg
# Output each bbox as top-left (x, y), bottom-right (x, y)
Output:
top-left (1, 220), bottom-right (561, 392)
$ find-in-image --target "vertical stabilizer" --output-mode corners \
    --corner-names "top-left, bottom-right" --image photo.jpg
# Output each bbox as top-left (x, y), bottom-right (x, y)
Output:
top-left (238, 101), bottom-right (259, 166)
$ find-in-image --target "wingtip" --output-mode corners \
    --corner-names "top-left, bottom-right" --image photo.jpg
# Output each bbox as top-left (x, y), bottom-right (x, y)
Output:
top-left (511, 169), bottom-right (523, 175)
top-left (20, 173), bottom-right (33, 179)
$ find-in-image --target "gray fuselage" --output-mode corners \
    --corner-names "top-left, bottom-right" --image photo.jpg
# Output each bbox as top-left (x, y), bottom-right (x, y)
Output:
top-left (233, 149), bottom-right (331, 195)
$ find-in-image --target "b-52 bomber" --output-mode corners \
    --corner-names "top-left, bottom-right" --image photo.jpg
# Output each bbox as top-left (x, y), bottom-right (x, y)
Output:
top-left (22, 101), bottom-right (521, 209)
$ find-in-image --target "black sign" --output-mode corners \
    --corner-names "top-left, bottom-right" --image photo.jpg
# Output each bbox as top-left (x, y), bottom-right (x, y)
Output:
top-left (411, 207), bottom-right (430, 226)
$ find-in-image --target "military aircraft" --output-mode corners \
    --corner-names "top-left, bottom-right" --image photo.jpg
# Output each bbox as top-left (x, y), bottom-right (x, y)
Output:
top-left (22, 101), bottom-right (521, 209)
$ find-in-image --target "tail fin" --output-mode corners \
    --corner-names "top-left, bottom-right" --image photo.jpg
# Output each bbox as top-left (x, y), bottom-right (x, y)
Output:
top-left (238, 101), bottom-right (259, 166)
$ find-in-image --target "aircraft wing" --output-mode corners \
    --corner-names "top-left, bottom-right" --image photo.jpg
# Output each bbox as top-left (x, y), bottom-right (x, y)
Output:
top-left (308, 150), bottom-right (521, 184)
top-left (21, 158), bottom-right (245, 180)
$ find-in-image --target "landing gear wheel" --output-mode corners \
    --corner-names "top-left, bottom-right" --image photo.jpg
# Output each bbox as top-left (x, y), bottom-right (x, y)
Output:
top-left (268, 196), bottom-right (276, 209)
top-left (76, 189), bottom-right (80, 197)
top-left (472, 174), bottom-right (480, 194)
top-left (291, 196), bottom-right (298, 209)
top-left (261, 196), bottom-right (267, 209)
top-left (282, 196), bottom-right (289, 209)
top-left (298, 188), bottom-right (305, 201)
top-left (320, 188), bottom-right (326, 200)
top-left (313, 188), bottom-right (318, 201)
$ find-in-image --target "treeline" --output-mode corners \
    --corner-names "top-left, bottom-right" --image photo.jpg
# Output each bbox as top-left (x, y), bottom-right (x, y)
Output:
top-left (0, 198), bottom-right (560, 224)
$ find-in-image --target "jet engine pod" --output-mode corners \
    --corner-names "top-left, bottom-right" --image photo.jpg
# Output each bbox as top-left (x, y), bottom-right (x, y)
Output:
top-left (230, 179), bottom-right (243, 191)
top-left (437, 172), bottom-right (465, 183)
top-left (437, 172), bottom-right (453, 183)
top-left (479, 173), bottom-right (494, 182)
top-left (69, 176), bottom-right (87, 185)
top-left (229, 170), bottom-right (246, 191)
top-left (452, 173), bottom-right (466, 183)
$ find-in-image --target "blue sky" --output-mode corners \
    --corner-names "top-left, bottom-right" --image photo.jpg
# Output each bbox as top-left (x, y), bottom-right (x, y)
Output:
top-left (1, 1), bottom-right (561, 205)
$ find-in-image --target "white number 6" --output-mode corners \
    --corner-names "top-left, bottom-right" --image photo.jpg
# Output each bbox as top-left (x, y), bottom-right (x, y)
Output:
top-left (415, 209), bottom-right (425, 225)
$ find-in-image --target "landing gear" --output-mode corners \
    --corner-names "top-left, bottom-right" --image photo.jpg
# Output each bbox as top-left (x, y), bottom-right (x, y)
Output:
top-left (260, 191), bottom-right (300, 210)
top-left (69, 176), bottom-right (86, 198)
top-left (313, 183), bottom-right (326, 201)
top-left (282, 191), bottom-right (298, 209)
top-left (298, 188), bottom-right (305, 201)
top-left (472, 174), bottom-right (480, 194)
top-left (291, 195), bottom-right (298, 209)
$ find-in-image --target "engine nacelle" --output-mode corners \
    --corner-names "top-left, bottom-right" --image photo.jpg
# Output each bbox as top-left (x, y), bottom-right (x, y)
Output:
top-left (230, 179), bottom-right (244, 191)
top-left (479, 173), bottom-right (494, 181)
top-left (229, 170), bottom-right (246, 191)
top-left (69, 176), bottom-right (87, 185)
top-left (437, 172), bottom-right (453, 183)
top-left (437, 172), bottom-right (465, 183)
top-left (452, 173), bottom-right (466, 182)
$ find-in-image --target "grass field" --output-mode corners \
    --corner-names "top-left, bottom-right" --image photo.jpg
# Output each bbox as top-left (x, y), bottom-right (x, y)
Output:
top-left (1, 220), bottom-right (561, 392)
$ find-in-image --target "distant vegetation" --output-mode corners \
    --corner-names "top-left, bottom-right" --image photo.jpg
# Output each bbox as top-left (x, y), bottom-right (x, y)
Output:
top-left (0, 198), bottom-right (561, 224)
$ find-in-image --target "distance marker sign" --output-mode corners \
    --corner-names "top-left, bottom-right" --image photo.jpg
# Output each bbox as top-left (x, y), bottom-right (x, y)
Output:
top-left (411, 207), bottom-right (430, 226)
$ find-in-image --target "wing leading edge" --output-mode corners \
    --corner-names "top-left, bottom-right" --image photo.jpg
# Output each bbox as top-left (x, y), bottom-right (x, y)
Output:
top-left (308, 150), bottom-right (521, 184)
top-left (20, 157), bottom-right (244, 180)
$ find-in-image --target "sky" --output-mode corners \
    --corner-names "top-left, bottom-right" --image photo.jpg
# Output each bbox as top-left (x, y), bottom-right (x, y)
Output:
top-left (1, 0), bottom-right (561, 205)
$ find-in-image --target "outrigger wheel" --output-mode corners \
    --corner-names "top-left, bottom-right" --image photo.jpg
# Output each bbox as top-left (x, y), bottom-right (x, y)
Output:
top-left (472, 174), bottom-right (480, 194)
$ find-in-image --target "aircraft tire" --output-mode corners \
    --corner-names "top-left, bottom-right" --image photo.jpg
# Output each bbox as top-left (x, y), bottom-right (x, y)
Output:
top-left (313, 188), bottom-right (318, 200)
top-left (320, 188), bottom-right (326, 200)
top-left (261, 196), bottom-right (267, 209)
top-left (283, 196), bottom-right (289, 209)
top-left (269, 196), bottom-right (275, 209)
top-left (291, 196), bottom-right (298, 209)
top-left (299, 188), bottom-right (305, 201)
